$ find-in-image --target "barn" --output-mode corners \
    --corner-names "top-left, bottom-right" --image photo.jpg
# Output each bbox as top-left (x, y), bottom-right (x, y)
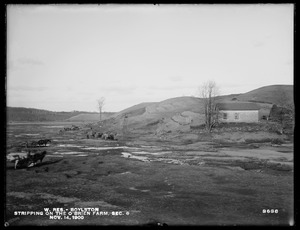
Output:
top-left (217, 102), bottom-right (260, 123)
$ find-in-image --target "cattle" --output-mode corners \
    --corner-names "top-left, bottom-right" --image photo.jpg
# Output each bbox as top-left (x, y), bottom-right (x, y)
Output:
top-left (18, 141), bottom-right (28, 148)
top-left (108, 134), bottom-right (115, 140)
top-left (100, 133), bottom-right (117, 140)
top-left (101, 133), bottom-right (109, 140)
top-left (37, 139), bottom-right (51, 147)
top-left (14, 151), bottom-right (47, 169)
top-left (71, 125), bottom-right (80, 130)
top-left (95, 132), bottom-right (103, 138)
top-left (86, 131), bottom-right (96, 139)
top-left (29, 151), bottom-right (47, 164)
top-left (30, 141), bottom-right (39, 148)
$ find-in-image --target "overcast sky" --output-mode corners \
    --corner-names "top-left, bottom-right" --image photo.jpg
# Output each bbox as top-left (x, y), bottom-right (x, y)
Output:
top-left (7, 4), bottom-right (294, 112)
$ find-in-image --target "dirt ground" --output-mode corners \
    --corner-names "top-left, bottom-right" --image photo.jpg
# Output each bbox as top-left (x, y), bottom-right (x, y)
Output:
top-left (5, 122), bottom-right (294, 226)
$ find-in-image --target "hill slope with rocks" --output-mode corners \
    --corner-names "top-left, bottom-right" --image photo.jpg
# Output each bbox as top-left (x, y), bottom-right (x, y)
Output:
top-left (67, 112), bottom-right (115, 121)
top-left (235, 85), bottom-right (293, 106)
top-left (92, 85), bottom-right (293, 137)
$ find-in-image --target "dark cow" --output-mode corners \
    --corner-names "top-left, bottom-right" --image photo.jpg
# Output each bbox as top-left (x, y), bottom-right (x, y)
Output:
top-left (101, 133), bottom-right (109, 140)
top-left (107, 134), bottom-right (115, 140)
top-left (30, 141), bottom-right (39, 148)
top-left (14, 151), bottom-right (47, 169)
top-left (95, 132), bottom-right (103, 138)
top-left (37, 139), bottom-right (51, 147)
top-left (87, 131), bottom-right (96, 139)
top-left (71, 125), bottom-right (80, 130)
top-left (18, 141), bottom-right (29, 148)
top-left (29, 151), bottom-right (47, 163)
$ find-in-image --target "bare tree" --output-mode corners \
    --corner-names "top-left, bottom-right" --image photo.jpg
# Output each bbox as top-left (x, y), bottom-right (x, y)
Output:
top-left (199, 81), bottom-right (220, 132)
top-left (97, 97), bottom-right (105, 121)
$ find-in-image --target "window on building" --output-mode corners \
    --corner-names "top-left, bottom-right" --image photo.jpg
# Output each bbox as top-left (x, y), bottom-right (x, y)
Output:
top-left (234, 113), bottom-right (239, 120)
top-left (223, 113), bottom-right (227, 119)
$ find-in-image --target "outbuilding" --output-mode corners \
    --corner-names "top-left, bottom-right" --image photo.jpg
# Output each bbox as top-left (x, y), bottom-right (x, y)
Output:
top-left (217, 102), bottom-right (260, 123)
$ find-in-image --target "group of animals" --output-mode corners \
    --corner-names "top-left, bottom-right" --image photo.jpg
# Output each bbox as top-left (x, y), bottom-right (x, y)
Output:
top-left (59, 125), bottom-right (80, 133)
top-left (20, 139), bottom-right (52, 148)
top-left (13, 151), bottom-right (47, 169)
top-left (58, 125), bottom-right (117, 141)
top-left (9, 139), bottom-right (52, 169)
top-left (86, 131), bottom-right (117, 140)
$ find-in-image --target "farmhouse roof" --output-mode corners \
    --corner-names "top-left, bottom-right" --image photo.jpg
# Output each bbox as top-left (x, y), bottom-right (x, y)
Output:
top-left (217, 102), bottom-right (260, 111)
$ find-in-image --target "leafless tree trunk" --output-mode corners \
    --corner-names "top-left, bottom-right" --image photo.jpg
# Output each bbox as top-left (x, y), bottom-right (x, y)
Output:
top-left (199, 81), bottom-right (219, 132)
top-left (97, 97), bottom-right (105, 121)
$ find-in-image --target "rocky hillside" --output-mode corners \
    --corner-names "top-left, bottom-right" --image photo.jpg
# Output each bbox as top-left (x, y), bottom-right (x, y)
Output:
top-left (235, 85), bottom-right (293, 107)
top-left (94, 85), bottom-right (293, 135)
top-left (108, 97), bottom-right (206, 133)
top-left (67, 112), bottom-right (115, 121)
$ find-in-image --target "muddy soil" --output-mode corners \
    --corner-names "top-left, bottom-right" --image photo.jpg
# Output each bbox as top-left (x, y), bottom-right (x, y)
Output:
top-left (5, 122), bottom-right (294, 226)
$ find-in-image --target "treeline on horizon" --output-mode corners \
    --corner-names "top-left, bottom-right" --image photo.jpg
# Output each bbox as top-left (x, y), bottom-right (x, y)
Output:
top-left (6, 107), bottom-right (111, 122)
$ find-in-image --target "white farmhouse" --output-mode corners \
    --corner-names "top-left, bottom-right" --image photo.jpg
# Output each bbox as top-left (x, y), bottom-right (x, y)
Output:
top-left (217, 102), bottom-right (260, 123)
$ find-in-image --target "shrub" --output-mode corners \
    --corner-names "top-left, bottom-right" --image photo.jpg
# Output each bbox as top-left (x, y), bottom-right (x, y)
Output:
top-left (245, 138), bottom-right (272, 144)
top-left (271, 138), bottom-right (284, 145)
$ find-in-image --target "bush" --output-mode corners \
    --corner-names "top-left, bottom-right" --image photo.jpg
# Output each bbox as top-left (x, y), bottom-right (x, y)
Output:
top-left (271, 138), bottom-right (284, 145)
top-left (245, 138), bottom-right (272, 144)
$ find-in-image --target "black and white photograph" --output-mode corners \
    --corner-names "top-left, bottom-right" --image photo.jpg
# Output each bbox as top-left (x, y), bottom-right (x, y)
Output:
top-left (5, 4), bottom-right (294, 226)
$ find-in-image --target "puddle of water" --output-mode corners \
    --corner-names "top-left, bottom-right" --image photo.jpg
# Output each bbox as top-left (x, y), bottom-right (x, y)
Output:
top-left (120, 171), bottom-right (131, 175)
top-left (121, 152), bottom-right (150, 162)
top-left (58, 144), bottom-right (83, 148)
top-left (73, 154), bottom-right (88, 157)
top-left (53, 151), bottom-right (86, 155)
top-left (129, 187), bottom-right (150, 192)
top-left (164, 191), bottom-right (175, 198)
top-left (15, 134), bottom-right (40, 137)
top-left (42, 126), bottom-right (65, 128)
top-left (140, 145), bottom-right (161, 149)
top-left (46, 155), bottom-right (63, 157)
top-left (153, 158), bottom-right (187, 165)
top-left (82, 146), bottom-right (130, 150)
top-left (132, 151), bottom-right (171, 155)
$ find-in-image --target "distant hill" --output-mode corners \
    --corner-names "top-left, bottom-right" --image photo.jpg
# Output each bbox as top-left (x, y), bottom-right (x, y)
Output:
top-left (235, 85), bottom-right (293, 107)
top-left (8, 85), bottom-right (293, 126)
top-left (96, 85), bottom-right (293, 135)
top-left (99, 96), bottom-right (206, 134)
top-left (7, 107), bottom-right (101, 122)
top-left (67, 112), bottom-right (115, 121)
